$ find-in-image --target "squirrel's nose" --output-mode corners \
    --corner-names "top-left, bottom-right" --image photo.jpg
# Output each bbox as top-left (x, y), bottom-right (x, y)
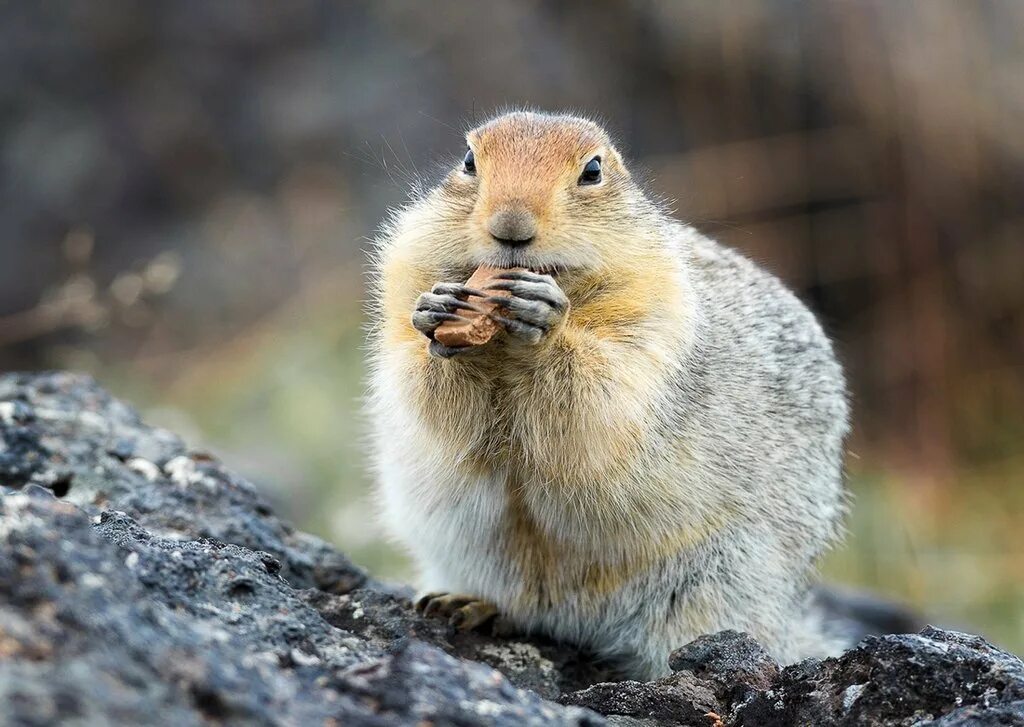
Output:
top-left (487, 209), bottom-right (537, 247)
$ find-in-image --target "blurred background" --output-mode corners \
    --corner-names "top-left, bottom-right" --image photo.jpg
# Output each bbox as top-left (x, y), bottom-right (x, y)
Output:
top-left (1, 2), bottom-right (1021, 652)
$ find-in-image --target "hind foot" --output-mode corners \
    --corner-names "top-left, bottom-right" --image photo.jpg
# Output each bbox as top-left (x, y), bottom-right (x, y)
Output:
top-left (414, 592), bottom-right (499, 631)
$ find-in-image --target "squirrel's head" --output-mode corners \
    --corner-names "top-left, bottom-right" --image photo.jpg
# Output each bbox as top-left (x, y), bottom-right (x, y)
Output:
top-left (437, 111), bottom-right (653, 275)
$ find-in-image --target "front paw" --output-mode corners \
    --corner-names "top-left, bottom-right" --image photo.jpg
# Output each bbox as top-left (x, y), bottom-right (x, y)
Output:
top-left (483, 270), bottom-right (569, 345)
top-left (412, 282), bottom-right (486, 357)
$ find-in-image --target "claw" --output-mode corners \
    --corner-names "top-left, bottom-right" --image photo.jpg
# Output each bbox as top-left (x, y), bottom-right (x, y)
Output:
top-left (412, 309), bottom-right (473, 337)
top-left (432, 312), bottom-right (471, 324)
top-left (450, 600), bottom-right (498, 631)
top-left (416, 295), bottom-right (489, 315)
top-left (415, 592), bottom-right (500, 632)
top-left (432, 282), bottom-right (489, 299)
top-left (483, 281), bottom-right (565, 309)
top-left (483, 296), bottom-right (546, 319)
top-left (428, 340), bottom-right (473, 358)
top-left (414, 593), bottom-right (439, 613)
top-left (482, 281), bottom-right (517, 292)
top-left (425, 594), bottom-right (472, 619)
top-left (489, 313), bottom-right (544, 344)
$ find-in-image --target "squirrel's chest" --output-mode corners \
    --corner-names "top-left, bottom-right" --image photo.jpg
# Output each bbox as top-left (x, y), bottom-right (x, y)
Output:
top-left (419, 369), bottom-right (548, 469)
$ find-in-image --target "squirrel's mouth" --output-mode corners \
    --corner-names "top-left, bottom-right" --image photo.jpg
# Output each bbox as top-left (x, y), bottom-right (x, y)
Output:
top-left (476, 251), bottom-right (572, 277)
top-left (473, 261), bottom-right (567, 278)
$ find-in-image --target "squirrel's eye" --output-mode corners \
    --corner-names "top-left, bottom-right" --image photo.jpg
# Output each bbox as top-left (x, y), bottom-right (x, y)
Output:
top-left (578, 156), bottom-right (602, 185)
top-left (463, 148), bottom-right (476, 175)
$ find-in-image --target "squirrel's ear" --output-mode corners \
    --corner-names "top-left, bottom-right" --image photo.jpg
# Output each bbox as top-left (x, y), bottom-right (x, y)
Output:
top-left (605, 147), bottom-right (629, 176)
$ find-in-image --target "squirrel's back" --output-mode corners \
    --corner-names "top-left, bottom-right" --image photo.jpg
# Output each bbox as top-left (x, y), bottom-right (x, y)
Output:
top-left (669, 227), bottom-right (849, 574)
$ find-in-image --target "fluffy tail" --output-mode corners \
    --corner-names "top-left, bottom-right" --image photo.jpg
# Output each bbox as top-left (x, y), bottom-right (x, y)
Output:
top-left (813, 584), bottom-right (925, 645)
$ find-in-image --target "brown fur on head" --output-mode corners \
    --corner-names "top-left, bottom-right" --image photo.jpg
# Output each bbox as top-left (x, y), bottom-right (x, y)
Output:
top-left (436, 111), bottom-right (659, 276)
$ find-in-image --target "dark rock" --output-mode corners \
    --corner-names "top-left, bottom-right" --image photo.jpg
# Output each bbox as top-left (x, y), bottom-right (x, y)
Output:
top-left (930, 700), bottom-right (1024, 726)
top-left (307, 585), bottom-right (610, 699)
top-left (0, 491), bottom-right (345, 725)
top-left (2, 371), bottom-right (1022, 726)
top-left (735, 628), bottom-right (1024, 726)
top-left (669, 629), bottom-right (780, 694)
top-left (0, 372), bottom-right (600, 725)
top-left (333, 641), bottom-right (601, 726)
top-left (560, 677), bottom-right (719, 726)
top-left (0, 371), bottom-right (369, 593)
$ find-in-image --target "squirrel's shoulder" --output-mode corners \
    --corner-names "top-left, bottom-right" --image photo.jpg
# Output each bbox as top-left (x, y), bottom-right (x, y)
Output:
top-left (673, 225), bottom-right (781, 295)
top-left (669, 224), bottom-right (846, 406)
top-left (671, 225), bottom-right (830, 343)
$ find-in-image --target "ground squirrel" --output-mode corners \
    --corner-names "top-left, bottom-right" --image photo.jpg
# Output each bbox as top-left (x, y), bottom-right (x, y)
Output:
top-left (367, 111), bottom-right (851, 678)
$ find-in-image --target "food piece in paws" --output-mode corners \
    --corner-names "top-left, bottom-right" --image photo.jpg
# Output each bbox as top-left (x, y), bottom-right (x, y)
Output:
top-left (433, 265), bottom-right (526, 347)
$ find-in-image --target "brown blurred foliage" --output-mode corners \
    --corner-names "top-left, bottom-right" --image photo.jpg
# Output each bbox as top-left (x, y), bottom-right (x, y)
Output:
top-left (0, 1), bottom-right (1021, 644)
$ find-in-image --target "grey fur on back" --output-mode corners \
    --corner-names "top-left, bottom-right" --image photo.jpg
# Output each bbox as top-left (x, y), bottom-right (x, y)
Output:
top-left (650, 226), bottom-right (852, 668)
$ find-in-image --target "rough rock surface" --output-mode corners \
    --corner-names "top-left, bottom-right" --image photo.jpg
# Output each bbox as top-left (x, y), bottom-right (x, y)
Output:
top-left (1, 372), bottom-right (1022, 726)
